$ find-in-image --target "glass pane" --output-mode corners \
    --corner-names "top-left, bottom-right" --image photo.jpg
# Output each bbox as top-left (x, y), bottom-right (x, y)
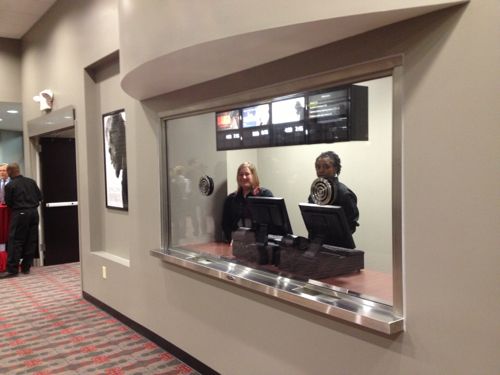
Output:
top-left (0, 102), bottom-right (24, 172)
top-left (166, 76), bottom-right (393, 304)
top-left (167, 113), bottom-right (228, 247)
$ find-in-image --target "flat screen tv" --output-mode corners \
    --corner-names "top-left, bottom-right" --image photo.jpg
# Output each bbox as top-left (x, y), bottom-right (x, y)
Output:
top-left (247, 196), bottom-right (293, 238)
top-left (299, 203), bottom-right (355, 249)
top-left (308, 88), bottom-right (348, 123)
top-left (216, 110), bottom-right (240, 130)
top-left (271, 97), bottom-right (305, 124)
top-left (242, 104), bottom-right (270, 128)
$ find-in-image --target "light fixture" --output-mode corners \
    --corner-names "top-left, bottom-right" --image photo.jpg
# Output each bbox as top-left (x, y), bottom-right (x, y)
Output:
top-left (33, 89), bottom-right (54, 112)
top-left (6, 110), bottom-right (18, 114)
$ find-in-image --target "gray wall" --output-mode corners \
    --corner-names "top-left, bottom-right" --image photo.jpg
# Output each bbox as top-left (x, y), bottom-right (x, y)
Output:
top-left (0, 38), bottom-right (23, 169)
top-left (0, 38), bottom-right (21, 102)
top-left (19, 1), bottom-right (500, 375)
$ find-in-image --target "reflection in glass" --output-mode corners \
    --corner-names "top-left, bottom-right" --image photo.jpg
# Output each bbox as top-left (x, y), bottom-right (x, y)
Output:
top-left (166, 76), bottom-right (393, 305)
top-left (0, 102), bottom-right (24, 171)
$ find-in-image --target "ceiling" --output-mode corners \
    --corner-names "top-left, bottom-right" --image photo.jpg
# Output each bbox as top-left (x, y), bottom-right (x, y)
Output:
top-left (0, 0), bottom-right (56, 39)
top-left (0, 1), bottom-right (56, 132)
top-left (0, 102), bottom-right (22, 132)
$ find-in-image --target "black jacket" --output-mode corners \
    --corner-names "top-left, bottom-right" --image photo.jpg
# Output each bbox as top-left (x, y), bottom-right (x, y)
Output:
top-left (5, 175), bottom-right (42, 210)
top-left (309, 177), bottom-right (359, 233)
top-left (222, 187), bottom-right (273, 242)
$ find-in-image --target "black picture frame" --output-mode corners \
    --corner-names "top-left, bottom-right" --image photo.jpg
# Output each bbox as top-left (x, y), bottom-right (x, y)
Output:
top-left (102, 109), bottom-right (128, 210)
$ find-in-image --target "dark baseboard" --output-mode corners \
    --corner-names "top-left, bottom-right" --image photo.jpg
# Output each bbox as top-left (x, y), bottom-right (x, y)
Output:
top-left (82, 291), bottom-right (219, 375)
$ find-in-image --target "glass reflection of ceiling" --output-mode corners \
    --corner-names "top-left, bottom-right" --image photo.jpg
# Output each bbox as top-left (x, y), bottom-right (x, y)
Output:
top-left (0, 102), bottom-right (22, 132)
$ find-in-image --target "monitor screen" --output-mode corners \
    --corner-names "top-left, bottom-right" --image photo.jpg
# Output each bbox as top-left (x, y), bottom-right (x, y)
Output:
top-left (308, 91), bottom-right (348, 123)
top-left (216, 110), bottom-right (240, 130)
top-left (242, 104), bottom-right (270, 128)
top-left (299, 203), bottom-right (355, 249)
top-left (247, 196), bottom-right (293, 237)
top-left (271, 97), bottom-right (305, 124)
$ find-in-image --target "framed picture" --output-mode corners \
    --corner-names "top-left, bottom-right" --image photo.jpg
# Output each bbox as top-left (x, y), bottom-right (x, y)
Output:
top-left (102, 109), bottom-right (128, 210)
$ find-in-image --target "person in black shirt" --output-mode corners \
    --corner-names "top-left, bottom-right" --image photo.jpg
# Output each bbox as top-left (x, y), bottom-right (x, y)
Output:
top-left (309, 151), bottom-right (359, 233)
top-left (0, 163), bottom-right (42, 278)
top-left (222, 162), bottom-right (273, 242)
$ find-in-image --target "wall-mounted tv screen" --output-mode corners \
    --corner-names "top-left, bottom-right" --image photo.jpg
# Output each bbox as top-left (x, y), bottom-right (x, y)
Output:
top-left (308, 90), bottom-right (348, 123)
top-left (242, 104), bottom-right (270, 128)
top-left (271, 97), bottom-right (305, 125)
top-left (241, 127), bottom-right (271, 148)
top-left (216, 110), bottom-right (240, 130)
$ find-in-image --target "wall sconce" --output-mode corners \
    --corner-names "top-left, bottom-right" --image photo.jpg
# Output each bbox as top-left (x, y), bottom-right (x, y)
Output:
top-left (33, 89), bottom-right (54, 112)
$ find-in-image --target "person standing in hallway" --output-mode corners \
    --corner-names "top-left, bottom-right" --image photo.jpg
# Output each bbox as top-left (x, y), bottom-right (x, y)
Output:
top-left (0, 163), bottom-right (10, 204)
top-left (0, 163), bottom-right (42, 278)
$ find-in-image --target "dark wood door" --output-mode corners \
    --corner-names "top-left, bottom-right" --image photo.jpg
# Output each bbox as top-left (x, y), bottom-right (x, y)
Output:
top-left (39, 137), bottom-right (79, 265)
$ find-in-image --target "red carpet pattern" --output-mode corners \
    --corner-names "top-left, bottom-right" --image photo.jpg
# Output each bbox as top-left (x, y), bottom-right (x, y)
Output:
top-left (0, 263), bottom-right (200, 375)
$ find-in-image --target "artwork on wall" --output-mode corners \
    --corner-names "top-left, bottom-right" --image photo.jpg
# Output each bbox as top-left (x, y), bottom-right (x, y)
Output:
top-left (102, 109), bottom-right (128, 210)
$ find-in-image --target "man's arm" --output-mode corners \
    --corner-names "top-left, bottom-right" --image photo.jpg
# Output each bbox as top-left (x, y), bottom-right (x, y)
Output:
top-left (4, 183), bottom-right (12, 207)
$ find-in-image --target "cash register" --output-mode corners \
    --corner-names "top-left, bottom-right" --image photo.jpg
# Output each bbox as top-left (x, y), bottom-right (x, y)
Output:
top-left (231, 196), bottom-right (291, 266)
top-left (231, 197), bottom-right (364, 279)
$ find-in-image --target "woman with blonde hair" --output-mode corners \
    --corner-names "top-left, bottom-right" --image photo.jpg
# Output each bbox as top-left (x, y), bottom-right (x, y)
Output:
top-left (222, 162), bottom-right (273, 242)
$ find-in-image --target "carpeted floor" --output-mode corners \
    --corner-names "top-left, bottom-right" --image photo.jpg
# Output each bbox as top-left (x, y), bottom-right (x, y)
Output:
top-left (0, 263), bottom-right (200, 375)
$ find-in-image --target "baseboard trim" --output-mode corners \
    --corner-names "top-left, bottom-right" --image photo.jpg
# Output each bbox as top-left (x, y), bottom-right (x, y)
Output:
top-left (82, 291), bottom-right (219, 375)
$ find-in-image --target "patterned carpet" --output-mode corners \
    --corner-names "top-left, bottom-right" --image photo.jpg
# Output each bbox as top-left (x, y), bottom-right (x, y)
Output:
top-left (0, 263), bottom-right (200, 375)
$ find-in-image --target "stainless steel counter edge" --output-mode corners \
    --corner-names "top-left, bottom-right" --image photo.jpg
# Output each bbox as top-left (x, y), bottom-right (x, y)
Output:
top-left (150, 248), bottom-right (404, 335)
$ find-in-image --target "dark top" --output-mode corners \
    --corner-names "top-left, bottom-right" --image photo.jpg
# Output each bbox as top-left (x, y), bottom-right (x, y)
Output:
top-left (5, 175), bottom-right (42, 210)
top-left (222, 187), bottom-right (273, 242)
top-left (309, 177), bottom-right (359, 233)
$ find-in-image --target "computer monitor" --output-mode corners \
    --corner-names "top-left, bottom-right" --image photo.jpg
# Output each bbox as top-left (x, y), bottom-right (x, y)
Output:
top-left (299, 203), bottom-right (355, 249)
top-left (247, 196), bottom-right (293, 241)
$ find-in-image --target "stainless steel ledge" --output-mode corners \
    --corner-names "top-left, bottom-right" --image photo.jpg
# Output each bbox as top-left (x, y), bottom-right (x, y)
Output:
top-left (151, 248), bottom-right (403, 335)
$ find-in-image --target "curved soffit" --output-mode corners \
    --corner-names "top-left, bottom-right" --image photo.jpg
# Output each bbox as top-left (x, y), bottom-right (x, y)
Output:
top-left (121, 3), bottom-right (466, 100)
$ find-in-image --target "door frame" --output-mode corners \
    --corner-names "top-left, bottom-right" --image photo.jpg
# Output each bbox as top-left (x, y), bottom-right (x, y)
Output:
top-left (27, 106), bottom-right (76, 266)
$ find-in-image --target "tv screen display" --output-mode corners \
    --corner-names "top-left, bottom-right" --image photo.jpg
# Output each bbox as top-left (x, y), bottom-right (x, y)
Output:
top-left (247, 196), bottom-right (293, 237)
top-left (308, 91), bottom-right (348, 122)
top-left (242, 104), bottom-right (270, 128)
top-left (216, 110), bottom-right (240, 130)
top-left (271, 97), bottom-right (305, 124)
top-left (299, 203), bottom-right (355, 249)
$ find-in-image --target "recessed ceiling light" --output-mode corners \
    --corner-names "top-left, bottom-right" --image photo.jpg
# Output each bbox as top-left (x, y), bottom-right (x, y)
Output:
top-left (7, 110), bottom-right (18, 114)
top-left (0, 118), bottom-right (3, 121)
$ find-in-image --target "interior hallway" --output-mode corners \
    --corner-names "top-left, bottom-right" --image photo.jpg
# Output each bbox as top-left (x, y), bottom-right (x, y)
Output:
top-left (0, 263), bottom-right (200, 375)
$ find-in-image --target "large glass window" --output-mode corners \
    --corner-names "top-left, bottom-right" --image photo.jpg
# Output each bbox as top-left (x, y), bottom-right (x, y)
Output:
top-left (165, 76), bottom-right (394, 305)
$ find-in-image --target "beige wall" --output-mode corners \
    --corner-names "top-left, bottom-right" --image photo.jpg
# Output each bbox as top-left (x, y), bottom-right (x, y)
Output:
top-left (0, 38), bottom-right (23, 172)
top-left (19, 1), bottom-right (500, 375)
top-left (21, 0), bottom-right (124, 272)
top-left (0, 38), bottom-right (21, 102)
